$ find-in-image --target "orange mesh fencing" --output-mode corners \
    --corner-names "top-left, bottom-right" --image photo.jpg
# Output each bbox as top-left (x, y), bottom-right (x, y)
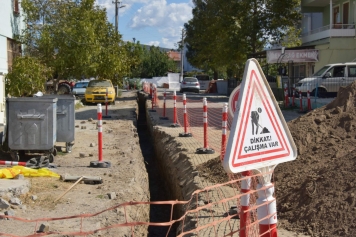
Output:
top-left (0, 172), bottom-right (278, 237)
top-left (154, 91), bottom-right (234, 154)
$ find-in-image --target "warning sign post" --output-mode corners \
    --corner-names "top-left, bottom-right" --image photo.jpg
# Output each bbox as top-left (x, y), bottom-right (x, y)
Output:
top-left (223, 59), bottom-right (297, 237)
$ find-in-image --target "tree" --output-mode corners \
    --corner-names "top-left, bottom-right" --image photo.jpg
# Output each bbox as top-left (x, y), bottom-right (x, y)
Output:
top-left (184, 0), bottom-right (301, 78)
top-left (137, 46), bottom-right (177, 78)
top-left (5, 56), bottom-right (52, 97)
top-left (20, 0), bottom-right (130, 84)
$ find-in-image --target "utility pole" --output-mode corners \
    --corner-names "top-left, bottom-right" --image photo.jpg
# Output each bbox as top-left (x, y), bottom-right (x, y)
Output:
top-left (180, 29), bottom-right (185, 83)
top-left (112, 0), bottom-right (126, 33)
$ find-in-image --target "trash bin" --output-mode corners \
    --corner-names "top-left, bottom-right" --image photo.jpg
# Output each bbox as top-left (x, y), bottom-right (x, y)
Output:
top-left (43, 94), bottom-right (75, 153)
top-left (7, 97), bottom-right (57, 162)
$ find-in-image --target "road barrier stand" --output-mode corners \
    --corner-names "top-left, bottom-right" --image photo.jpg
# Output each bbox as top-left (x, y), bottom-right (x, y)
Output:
top-left (179, 94), bottom-right (192, 137)
top-left (220, 103), bottom-right (228, 161)
top-left (90, 104), bottom-right (111, 168)
top-left (240, 170), bottom-right (252, 237)
top-left (196, 98), bottom-right (214, 154)
top-left (159, 89), bottom-right (169, 120)
top-left (284, 83), bottom-right (289, 108)
top-left (170, 90), bottom-right (179, 127)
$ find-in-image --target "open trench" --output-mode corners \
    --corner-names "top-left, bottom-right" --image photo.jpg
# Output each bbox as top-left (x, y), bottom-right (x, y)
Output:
top-left (136, 92), bottom-right (177, 237)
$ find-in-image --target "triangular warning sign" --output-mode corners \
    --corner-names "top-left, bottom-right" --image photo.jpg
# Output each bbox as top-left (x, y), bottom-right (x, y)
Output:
top-left (223, 59), bottom-right (297, 173)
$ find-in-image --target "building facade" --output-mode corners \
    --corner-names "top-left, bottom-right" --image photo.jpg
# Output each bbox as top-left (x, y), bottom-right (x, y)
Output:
top-left (0, 0), bottom-right (23, 74)
top-left (301, 0), bottom-right (356, 74)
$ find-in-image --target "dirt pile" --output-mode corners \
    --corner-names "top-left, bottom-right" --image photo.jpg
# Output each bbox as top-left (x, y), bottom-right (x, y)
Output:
top-left (197, 82), bottom-right (356, 237)
top-left (275, 82), bottom-right (356, 237)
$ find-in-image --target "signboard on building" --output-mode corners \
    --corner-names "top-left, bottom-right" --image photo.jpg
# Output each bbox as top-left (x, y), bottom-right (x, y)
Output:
top-left (267, 49), bottom-right (319, 63)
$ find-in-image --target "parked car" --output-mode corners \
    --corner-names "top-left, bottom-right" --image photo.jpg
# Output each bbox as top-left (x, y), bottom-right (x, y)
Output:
top-left (295, 62), bottom-right (356, 97)
top-left (72, 81), bottom-right (89, 98)
top-left (180, 77), bottom-right (200, 93)
top-left (84, 80), bottom-right (116, 105)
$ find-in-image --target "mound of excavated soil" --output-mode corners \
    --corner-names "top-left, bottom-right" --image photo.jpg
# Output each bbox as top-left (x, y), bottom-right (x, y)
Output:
top-left (197, 81), bottom-right (356, 237)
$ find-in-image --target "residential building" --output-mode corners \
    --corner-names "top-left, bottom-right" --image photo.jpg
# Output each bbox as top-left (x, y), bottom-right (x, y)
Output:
top-left (300, 0), bottom-right (356, 75)
top-left (0, 0), bottom-right (23, 74)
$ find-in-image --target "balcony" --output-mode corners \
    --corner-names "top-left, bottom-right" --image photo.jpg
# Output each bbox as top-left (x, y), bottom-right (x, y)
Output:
top-left (302, 24), bottom-right (355, 44)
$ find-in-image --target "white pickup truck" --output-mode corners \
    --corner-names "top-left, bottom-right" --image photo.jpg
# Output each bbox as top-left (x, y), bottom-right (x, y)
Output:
top-left (295, 62), bottom-right (356, 97)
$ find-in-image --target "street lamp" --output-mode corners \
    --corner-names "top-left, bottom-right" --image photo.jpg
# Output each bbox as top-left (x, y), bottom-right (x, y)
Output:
top-left (112, 1), bottom-right (126, 33)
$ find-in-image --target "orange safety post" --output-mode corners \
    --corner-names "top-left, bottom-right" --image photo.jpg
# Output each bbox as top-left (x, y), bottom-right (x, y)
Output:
top-left (179, 93), bottom-right (192, 137)
top-left (170, 90), bottom-right (179, 127)
top-left (240, 170), bottom-right (252, 237)
top-left (89, 104), bottom-right (111, 168)
top-left (220, 103), bottom-right (228, 161)
top-left (196, 98), bottom-right (214, 154)
top-left (284, 83), bottom-right (289, 108)
top-left (159, 89), bottom-right (168, 120)
top-left (299, 91), bottom-right (303, 112)
top-left (307, 86), bottom-right (312, 111)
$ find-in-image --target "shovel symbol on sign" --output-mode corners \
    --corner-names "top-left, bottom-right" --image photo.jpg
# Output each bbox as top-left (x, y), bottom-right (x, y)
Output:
top-left (251, 108), bottom-right (270, 135)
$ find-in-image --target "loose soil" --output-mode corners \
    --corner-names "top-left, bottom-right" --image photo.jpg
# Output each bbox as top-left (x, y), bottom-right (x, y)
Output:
top-left (197, 82), bottom-right (356, 237)
top-left (0, 91), bottom-right (153, 236)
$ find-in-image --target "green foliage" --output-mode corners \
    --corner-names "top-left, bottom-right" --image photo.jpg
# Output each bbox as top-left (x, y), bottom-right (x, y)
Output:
top-left (124, 78), bottom-right (142, 90)
top-left (134, 46), bottom-right (177, 78)
top-left (20, 0), bottom-right (130, 86)
top-left (5, 56), bottom-right (52, 97)
top-left (184, 0), bottom-right (301, 78)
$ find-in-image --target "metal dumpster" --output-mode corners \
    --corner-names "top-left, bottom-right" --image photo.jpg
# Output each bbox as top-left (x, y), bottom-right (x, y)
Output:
top-left (7, 97), bottom-right (57, 162)
top-left (43, 94), bottom-right (75, 153)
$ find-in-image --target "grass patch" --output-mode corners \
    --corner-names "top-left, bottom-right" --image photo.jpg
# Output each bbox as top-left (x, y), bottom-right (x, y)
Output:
top-left (96, 194), bottom-right (105, 199)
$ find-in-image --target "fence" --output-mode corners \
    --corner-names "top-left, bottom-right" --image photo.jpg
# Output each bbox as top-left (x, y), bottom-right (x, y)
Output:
top-left (0, 173), bottom-right (275, 237)
top-left (1, 83), bottom-right (293, 236)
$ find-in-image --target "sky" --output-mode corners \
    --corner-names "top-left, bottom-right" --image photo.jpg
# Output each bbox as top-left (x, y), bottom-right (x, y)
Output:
top-left (95, 0), bottom-right (194, 49)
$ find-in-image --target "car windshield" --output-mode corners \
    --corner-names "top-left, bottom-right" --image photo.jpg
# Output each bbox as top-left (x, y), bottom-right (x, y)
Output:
top-left (312, 66), bottom-right (330, 77)
top-left (74, 82), bottom-right (88, 88)
top-left (184, 77), bottom-right (198, 82)
top-left (88, 80), bottom-right (112, 87)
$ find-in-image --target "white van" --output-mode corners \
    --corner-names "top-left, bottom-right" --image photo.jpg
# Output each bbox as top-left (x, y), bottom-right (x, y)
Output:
top-left (295, 62), bottom-right (356, 97)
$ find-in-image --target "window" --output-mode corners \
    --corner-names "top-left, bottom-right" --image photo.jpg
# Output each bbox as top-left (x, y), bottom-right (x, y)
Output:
top-left (348, 66), bottom-right (356, 77)
top-left (13, 0), bottom-right (19, 14)
top-left (343, 2), bottom-right (349, 24)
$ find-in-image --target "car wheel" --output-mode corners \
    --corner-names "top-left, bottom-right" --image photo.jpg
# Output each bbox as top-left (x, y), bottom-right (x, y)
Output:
top-left (57, 84), bottom-right (71, 94)
top-left (312, 87), bottom-right (327, 98)
top-left (196, 90), bottom-right (200, 94)
top-left (111, 100), bottom-right (116, 105)
top-left (180, 89), bottom-right (183, 93)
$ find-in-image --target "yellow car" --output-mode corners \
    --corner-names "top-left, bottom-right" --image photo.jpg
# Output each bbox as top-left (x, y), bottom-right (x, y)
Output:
top-left (84, 80), bottom-right (116, 105)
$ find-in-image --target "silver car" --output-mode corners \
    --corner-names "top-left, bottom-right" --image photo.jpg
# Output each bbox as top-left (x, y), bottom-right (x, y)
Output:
top-left (180, 77), bottom-right (200, 93)
top-left (72, 81), bottom-right (89, 97)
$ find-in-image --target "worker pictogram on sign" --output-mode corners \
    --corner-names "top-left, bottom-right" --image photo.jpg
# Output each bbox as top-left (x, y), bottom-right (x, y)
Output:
top-left (223, 59), bottom-right (297, 173)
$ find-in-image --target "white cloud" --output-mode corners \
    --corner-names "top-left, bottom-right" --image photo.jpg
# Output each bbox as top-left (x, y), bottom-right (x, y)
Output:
top-left (130, 0), bottom-right (192, 48)
top-left (96, 0), bottom-right (193, 49)
top-left (148, 41), bottom-right (160, 46)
